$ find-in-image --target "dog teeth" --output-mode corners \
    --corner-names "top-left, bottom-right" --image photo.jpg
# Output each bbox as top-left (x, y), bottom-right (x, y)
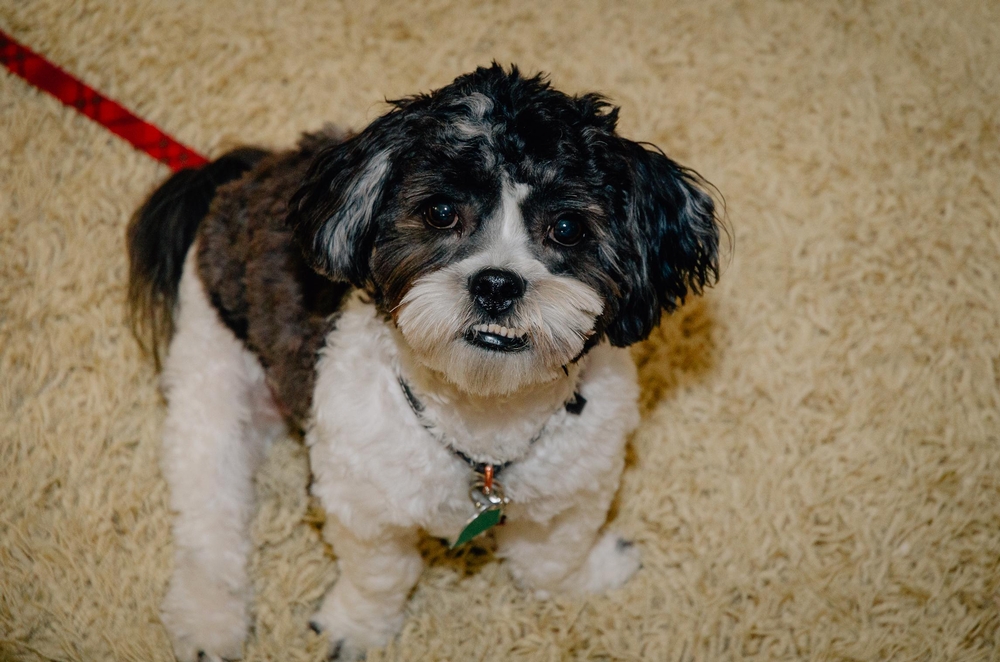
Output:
top-left (473, 323), bottom-right (525, 339)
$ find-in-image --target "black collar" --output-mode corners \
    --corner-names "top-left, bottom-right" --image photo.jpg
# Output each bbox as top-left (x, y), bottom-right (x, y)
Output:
top-left (398, 377), bottom-right (586, 476)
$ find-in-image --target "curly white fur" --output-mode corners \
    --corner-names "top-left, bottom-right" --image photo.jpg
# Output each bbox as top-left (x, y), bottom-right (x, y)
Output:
top-left (308, 292), bottom-right (640, 656)
top-left (160, 250), bottom-right (640, 660)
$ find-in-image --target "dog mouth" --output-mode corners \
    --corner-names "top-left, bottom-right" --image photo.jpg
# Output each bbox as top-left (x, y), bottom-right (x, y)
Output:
top-left (464, 323), bottom-right (529, 352)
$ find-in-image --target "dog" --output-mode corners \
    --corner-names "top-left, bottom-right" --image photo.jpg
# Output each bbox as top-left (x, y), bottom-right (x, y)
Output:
top-left (127, 64), bottom-right (720, 661)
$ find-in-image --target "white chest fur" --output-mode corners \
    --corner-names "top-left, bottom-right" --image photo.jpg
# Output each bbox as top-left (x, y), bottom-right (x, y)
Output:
top-left (307, 292), bottom-right (641, 542)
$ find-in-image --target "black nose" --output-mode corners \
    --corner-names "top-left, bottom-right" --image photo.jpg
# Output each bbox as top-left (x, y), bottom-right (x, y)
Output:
top-left (470, 268), bottom-right (524, 316)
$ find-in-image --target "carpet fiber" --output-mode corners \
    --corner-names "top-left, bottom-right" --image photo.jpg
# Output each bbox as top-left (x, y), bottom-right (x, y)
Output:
top-left (2, 1), bottom-right (999, 660)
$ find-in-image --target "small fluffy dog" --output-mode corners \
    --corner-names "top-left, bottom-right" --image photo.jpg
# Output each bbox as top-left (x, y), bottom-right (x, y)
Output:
top-left (128, 65), bottom-right (720, 661)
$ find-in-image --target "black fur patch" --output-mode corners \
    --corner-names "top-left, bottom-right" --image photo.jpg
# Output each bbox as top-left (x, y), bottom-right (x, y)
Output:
top-left (565, 392), bottom-right (587, 415)
top-left (288, 64), bottom-right (721, 335)
top-left (127, 147), bottom-right (269, 366)
top-left (197, 133), bottom-right (351, 429)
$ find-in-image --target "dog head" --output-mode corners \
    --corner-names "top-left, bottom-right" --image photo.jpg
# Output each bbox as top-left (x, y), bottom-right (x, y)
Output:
top-left (289, 64), bottom-right (720, 396)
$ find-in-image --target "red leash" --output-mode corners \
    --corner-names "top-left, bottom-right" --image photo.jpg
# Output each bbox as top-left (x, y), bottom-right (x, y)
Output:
top-left (1, 29), bottom-right (208, 172)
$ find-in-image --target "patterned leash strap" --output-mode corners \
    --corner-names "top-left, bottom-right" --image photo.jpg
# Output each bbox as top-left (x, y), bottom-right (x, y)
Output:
top-left (0, 28), bottom-right (208, 172)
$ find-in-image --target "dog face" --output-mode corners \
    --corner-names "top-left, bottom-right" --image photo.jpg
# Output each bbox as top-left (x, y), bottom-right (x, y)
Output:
top-left (289, 65), bottom-right (720, 395)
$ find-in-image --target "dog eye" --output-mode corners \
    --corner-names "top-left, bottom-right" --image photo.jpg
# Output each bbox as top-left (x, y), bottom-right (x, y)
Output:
top-left (549, 217), bottom-right (585, 246)
top-left (424, 201), bottom-right (459, 229)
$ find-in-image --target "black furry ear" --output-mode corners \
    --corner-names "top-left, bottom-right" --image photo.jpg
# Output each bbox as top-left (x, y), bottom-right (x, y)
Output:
top-left (288, 113), bottom-right (406, 286)
top-left (605, 142), bottom-right (720, 347)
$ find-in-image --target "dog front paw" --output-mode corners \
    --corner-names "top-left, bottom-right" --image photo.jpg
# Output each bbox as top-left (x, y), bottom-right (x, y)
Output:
top-left (565, 531), bottom-right (641, 595)
top-left (161, 563), bottom-right (250, 662)
top-left (309, 588), bottom-right (404, 660)
top-left (307, 624), bottom-right (355, 662)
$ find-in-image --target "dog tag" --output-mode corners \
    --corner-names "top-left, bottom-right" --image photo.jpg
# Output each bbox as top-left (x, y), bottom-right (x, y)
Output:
top-left (452, 505), bottom-right (503, 548)
top-left (451, 475), bottom-right (507, 548)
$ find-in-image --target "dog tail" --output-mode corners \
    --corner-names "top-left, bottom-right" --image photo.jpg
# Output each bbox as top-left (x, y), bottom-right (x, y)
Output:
top-left (126, 147), bottom-right (269, 368)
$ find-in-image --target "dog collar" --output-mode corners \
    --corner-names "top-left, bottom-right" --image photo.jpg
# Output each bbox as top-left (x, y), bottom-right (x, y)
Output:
top-left (397, 376), bottom-right (585, 547)
top-left (397, 377), bottom-right (586, 469)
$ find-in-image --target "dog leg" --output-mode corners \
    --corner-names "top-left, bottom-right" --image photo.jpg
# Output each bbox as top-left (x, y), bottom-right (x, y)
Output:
top-left (158, 257), bottom-right (275, 662)
top-left (310, 520), bottom-right (423, 660)
top-left (496, 493), bottom-right (641, 598)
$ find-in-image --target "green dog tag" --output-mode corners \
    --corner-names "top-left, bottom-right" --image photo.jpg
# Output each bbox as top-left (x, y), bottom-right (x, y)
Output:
top-left (451, 506), bottom-right (503, 548)
top-left (451, 473), bottom-right (508, 548)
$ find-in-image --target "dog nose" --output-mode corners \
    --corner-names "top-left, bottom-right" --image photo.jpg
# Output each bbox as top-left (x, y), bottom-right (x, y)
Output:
top-left (470, 268), bottom-right (524, 316)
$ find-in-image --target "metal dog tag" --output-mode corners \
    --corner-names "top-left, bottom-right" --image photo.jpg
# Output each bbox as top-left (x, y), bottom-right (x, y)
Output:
top-left (451, 475), bottom-right (507, 548)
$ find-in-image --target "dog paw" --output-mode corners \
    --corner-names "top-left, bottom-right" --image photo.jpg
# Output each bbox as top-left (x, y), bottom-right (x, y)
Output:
top-left (307, 619), bottom-right (369, 661)
top-left (309, 592), bottom-right (402, 660)
top-left (568, 531), bottom-right (641, 594)
top-left (161, 565), bottom-right (250, 662)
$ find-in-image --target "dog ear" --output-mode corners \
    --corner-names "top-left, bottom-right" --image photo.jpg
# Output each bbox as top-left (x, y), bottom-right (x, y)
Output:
top-left (288, 113), bottom-right (406, 287)
top-left (604, 141), bottom-right (721, 347)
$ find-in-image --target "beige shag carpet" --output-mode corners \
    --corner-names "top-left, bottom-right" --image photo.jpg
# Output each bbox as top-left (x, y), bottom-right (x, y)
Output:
top-left (2, 1), bottom-right (999, 660)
